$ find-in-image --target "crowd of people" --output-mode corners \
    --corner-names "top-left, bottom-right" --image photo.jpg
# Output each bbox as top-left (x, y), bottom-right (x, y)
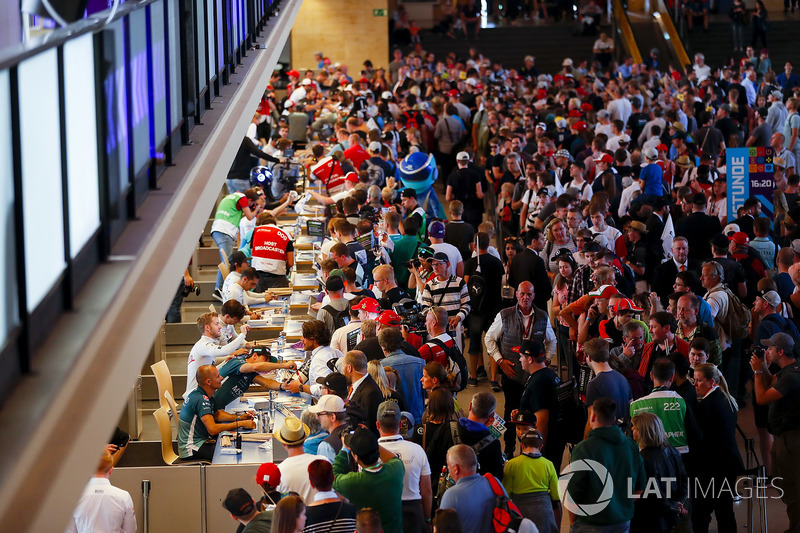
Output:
top-left (69, 33), bottom-right (800, 533)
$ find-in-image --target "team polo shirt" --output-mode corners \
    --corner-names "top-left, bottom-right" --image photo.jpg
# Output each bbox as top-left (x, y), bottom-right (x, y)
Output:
top-left (629, 387), bottom-right (689, 453)
top-left (178, 388), bottom-right (216, 457)
top-left (211, 192), bottom-right (249, 238)
top-left (213, 357), bottom-right (258, 407)
top-left (251, 225), bottom-right (294, 275)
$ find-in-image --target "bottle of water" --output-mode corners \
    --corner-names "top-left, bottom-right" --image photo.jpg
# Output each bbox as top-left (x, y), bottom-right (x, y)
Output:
top-left (282, 298), bottom-right (289, 317)
top-left (277, 331), bottom-right (286, 353)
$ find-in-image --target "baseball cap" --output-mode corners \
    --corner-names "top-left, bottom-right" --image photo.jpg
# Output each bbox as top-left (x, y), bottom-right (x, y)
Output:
top-left (614, 298), bottom-right (644, 314)
top-left (368, 141), bottom-right (382, 152)
top-left (401, 188), bottom-right (417, 199)
top-left (642, 146), bottom-right (658, 160)
top-left (792, 239), bottom-right (800, 254)
top-left (589, 285), bottom-right (619, 299)
top-left (456, 151), bottom-right (471, 161)
top-left (719, 103), bottom-right (731, 113)
top-left (562, 58), bottom-right (573, 66)
top-left (729, 231), bottom-right (749, 246)
top-left (431, 251), bottom-right (450, 263)
top-left (325, 275), bottom-right (345, 292)
top-left (349, 427), bottom-right (379, 458)
top-left (309, 394), bottom-right (346, 414)
top-left (618, 133), bottom-right (631, 143)
top-left (537, 185), bottom-right (556, 197)
top-left (287, 70), bottom-right (300, 78)
top-left (255, 463), bottom-right (281, 489)
top-left (516, 339), bottom-right (545, 358)
top-left (315, 373), bottom-right (348, 397)
top-left (593, 153), bottom-right (614, 164)
top-left (381, 91), bottom-right (394, 100)
top-left (762, 332), bottom-right (795, 352)
top-left (376, 310), bottom-right (402, 327)
top-left (223, 488), bottom-right (256, 518)
top-left (345, 171), bottom-right (359, 183)
top-left (772, 89), bottom-right (784, 99)
top-left (508, 410), bottom-right (537, 426)
top-left (377, 400), bottom-right (402, 423)
top-left (555, 148), bottom-right (572, 159)
top-left (723, 223), bottom-right (740, 236)
top-left (352, 297), bottom-right (381, 313)
top-left (429, 221), bottom-right (446, 238)
top-left (656, 143), bottom-right (668, 152)
top-left (572, 121), bottom-right (588, 132)
top-left (757, 290), bottom-right (782, 308)
top-left (301, 78), bottom-right (312, 86)
top-left (582, 241), bottom-right (604, 253)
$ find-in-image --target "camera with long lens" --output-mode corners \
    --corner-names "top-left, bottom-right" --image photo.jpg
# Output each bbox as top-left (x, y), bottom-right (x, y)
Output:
top-left (182, 284), bottom-right (201, 297)
top-left (392, 299), bottom-right (427, 336)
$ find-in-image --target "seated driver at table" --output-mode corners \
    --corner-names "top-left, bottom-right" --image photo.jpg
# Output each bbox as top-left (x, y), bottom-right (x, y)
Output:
top-left (178, 365), bottom-right (256, 462)
top-left (213, 349), bottom-right (298, 407)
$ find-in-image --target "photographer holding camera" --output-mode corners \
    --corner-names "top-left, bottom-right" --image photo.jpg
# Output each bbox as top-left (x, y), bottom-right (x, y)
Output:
top-left (420, 253), bottom-right (471, 352)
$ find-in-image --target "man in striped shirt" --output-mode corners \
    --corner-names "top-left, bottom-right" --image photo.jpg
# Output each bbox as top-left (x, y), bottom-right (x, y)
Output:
top-left (421, 252), bottom-right (470, 330)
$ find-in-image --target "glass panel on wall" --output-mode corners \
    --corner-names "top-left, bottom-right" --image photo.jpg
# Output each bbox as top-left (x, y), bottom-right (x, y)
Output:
top-left (129, 9), bottom-right (151, 175)
top-left (63, 34), bottom-right (101, 258)
top-left (18, 50), bottom-right (66, 312)
top-left (0, 69), bottom-right (19, 339)
top-left (195, 0), bottom-right (207, 95)
top-left (149, 0), bottom-right (168, 150)
top-left (167, 0), bottom-right (182, 134)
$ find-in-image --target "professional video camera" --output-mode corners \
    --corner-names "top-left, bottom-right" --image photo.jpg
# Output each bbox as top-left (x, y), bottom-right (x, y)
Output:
top-left (392, 299), bottom-right (426, 337)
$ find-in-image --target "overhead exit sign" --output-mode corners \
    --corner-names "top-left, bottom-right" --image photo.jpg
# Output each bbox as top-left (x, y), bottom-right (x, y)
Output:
top-left (373, 9), bottom-right (387, 16)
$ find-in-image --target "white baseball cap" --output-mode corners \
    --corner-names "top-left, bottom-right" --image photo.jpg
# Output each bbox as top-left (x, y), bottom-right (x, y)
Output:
top-left (456, 151), bottom-right (470, 161)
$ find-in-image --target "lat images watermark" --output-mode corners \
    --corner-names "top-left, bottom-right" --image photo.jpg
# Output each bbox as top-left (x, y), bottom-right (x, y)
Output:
top-left (559, 459), bottom-right (784, 518)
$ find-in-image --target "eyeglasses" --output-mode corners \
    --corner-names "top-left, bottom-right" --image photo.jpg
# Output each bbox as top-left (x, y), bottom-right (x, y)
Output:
top-left (374, 278), bottom-right (387, 284)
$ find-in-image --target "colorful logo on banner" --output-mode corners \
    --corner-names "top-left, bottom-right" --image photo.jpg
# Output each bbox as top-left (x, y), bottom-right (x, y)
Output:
top-left (726, 147), bottom-right (775, 220)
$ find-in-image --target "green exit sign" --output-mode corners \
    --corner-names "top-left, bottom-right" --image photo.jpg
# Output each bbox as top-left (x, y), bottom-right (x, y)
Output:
top-left (373, 9), bottom-right (387, 16)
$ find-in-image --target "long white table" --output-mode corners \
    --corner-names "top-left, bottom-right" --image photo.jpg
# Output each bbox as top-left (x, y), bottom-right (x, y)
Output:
top-left (212, 392), bottom-right (310, 464)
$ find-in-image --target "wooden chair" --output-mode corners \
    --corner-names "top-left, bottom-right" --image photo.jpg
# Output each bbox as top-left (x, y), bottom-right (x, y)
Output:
top-left (152, 407), bottom-right (208, 465)
top-left (218, 248), bottom-right (230, 281)
top-left (164, 390), bottom-right (180, 422)
top-left (150, 360), bottom-right (175, 414)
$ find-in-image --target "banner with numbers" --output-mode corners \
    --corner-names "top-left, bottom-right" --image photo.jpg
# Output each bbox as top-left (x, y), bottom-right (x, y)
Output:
top-left (726, 147), bottom-right (775, 220)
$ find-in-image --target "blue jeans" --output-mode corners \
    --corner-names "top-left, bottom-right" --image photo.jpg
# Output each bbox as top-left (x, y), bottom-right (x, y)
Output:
top-left (211, 231), bottom-right (235, 290)
top-left (226, 178), bottom-right (251, 194)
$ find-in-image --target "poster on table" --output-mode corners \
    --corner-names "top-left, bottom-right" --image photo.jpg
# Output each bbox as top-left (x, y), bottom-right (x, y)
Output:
top-left (726, 147), bottom-right (775, 221)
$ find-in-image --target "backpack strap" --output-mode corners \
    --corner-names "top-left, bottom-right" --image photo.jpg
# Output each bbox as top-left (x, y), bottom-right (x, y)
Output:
top-left (482, 473), bottom-right (505, 496)
top-left (472, 433), bottom-right (498, 453)
top-left (449, 420), bottom-right (462, 446)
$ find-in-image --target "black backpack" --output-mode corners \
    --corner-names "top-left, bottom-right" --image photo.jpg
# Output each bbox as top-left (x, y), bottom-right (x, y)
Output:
top-left (555, 377), bottom-right (588, 445)
top-left (322, 304), bottom-right (350, 330)
top-left (467, 236), bottom-right (488, 310)
top-left (429, 338), bottom-right (469, 391)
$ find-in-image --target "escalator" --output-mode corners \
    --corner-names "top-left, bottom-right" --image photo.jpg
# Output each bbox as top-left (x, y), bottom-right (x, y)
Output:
top-left (613, 0), bottom-right (690, 71)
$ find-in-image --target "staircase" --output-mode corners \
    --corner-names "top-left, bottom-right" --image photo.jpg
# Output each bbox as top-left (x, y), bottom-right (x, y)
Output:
top-left (411, 23), bottom-right (609, 75)
top-left (681, 20), bottom-right (800, 70)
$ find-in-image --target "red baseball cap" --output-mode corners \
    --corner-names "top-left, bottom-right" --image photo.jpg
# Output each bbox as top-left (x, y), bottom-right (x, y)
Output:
top-left (256, 462), bottom-right (281, 488)
top-left (729, 231), bottom-right (750, 246)
top-left (287, 70), bottom-right (300, 78)
top-left (345, 172), bottom-right (359, 183)
top-left (580, 102), bottom-right (594, 111)
top-left (376, 310), bottom-right (402, 327)
top-left (589, 285), bottom-right (619, 299)
top-left (352, 297), bottom-right (381, 314)
top-left (568, 109), bottom-right (583, 117)
top-left (614, 298), bottom-right (644, 313)
top-left (593, 153), bottom-right (614, 164)
top-left (448, 89), bottom-right (460, 97)
top-left (573, 121), bottom-right (588, 132)
top-left (656, 143), bottom-right (669, 152)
